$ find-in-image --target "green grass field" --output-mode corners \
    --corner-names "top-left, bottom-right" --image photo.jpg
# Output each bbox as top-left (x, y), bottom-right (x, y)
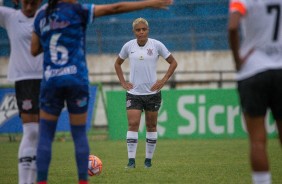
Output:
top-left (0, 134), bottom-right (281, 184)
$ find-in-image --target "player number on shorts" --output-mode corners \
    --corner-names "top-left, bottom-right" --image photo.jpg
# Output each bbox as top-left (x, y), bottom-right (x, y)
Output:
top-left (267, 4), bottom-right (281, 41)
top-left (50, 33), bottom-right (69, 65)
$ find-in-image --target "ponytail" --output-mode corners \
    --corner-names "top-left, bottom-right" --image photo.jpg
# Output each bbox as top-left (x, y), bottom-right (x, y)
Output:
top-left (45, 0), bottom-right (59, 22)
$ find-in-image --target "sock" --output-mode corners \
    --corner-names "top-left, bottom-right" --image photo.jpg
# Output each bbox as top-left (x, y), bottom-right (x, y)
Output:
top-left (127, 131), bottom-right (138, 159)
top-left (18, 123), bottom-right (39, 184)
top-left (71, 124), bottom-right (89, 182)
top-left (38, 181), bottom-right (47, 184)
top-left (146, 132), bottom-right (157, 159)
top-left (252, 171), bottom-right (271, 184)
top-left (36, 119), bottom-right (57, 183)
top-left (79, 180), bottom-right (88, 184)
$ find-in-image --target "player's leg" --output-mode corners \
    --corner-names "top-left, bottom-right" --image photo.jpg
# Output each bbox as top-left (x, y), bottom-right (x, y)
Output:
top-left (276, 120), bottom-right (282, 145)
top-left (125, 92), bottom-right (142, 168)
top-left (69, 113), bottom-right (89, 184)
top-left (126, 109), bottom-right (142, 168)
top-left (271, 69), bottom-right (282, 146)
top-left (244, 115), bottom-right (271, 184)
top-left (36, 85), bottom-right (63, 184)
top-left (144, 92), bottom-right (161, 168)
top-left (15, 79), bottom-right (41, 184)
top-left (144, 111), bottom-right (158, 168)
top-left (67, 85), bottom-right (90, 184)
top-left (36, 110), bottom-right (58, 184)
top-left (238, 71), bottom-right (271, 184)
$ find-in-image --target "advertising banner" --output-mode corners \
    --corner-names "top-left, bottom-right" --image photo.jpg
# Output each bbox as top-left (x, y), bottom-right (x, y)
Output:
top-left (0, 85), bottom-right (97, 133)
top-left (106, 89), bottom-right (277, 140)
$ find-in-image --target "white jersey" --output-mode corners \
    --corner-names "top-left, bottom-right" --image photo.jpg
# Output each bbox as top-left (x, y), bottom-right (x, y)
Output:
top-left (119, 38), bottom-right (171, 95)
top-left (229, 0), bottom-right (282, 80)
top-left (0, 6), bottom-right (43, 82)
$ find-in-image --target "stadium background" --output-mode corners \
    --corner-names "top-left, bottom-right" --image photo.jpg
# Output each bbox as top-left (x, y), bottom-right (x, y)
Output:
top-left (0, 0), bottom-right (276, 139)
top-left (0, 1), bottom-right (281, 183)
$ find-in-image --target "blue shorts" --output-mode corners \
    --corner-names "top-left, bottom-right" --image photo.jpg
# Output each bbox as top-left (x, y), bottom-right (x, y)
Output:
top-left (40, 84), bottom-right (89, 116)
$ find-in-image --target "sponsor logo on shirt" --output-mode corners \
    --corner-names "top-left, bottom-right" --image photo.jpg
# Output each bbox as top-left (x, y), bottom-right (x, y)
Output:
top-left (44, 65), bottom-right (77, 80)
top-left (41, 17), bottom-right (70, 33)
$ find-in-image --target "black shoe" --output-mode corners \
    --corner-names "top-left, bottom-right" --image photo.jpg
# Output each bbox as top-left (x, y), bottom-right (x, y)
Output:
top-left (126, 158), bottom-right (135, 169)
top-left (144, 158), bottom-right (152, 168)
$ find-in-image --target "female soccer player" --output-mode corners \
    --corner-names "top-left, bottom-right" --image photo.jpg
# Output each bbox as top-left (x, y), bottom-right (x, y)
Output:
top-left (31, 0), bottom-right (173, 184)
top-left (0, 0), bottom-right (42, 183)
top-left (228, 0), bottom-right (282, 183)
top-left (114, 17), bottom-right (177, 169)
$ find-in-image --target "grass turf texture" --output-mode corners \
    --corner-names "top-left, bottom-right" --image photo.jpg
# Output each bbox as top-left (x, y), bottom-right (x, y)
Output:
top-left (0, 138), bottom-right (281, 184)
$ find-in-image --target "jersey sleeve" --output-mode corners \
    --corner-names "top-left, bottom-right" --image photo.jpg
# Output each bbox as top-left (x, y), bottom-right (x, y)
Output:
top-left (33, 12), bottom-right (42, 36)
top-left (82, 3), bottom-right (95, 24)
top-left (156, 40), bottom-right (171, 59)
top-left (0, 6), bottom-right (14, 28)
top-left (119, 42), bottom-right (130, 60)
top-left (229, 0), bottom-right (247, 16)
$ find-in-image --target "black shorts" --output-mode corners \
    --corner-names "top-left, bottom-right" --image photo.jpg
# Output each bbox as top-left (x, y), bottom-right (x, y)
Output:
top-left (15, 79), bottom-right (41, 114)
top-left (126, 92), bottom-right (162, 111)
top-left (237, 69), bottom-right (282, 120)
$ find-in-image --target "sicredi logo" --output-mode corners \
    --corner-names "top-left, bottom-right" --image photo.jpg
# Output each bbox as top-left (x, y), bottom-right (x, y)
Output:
top-left (0, 94), bottom-right (19, 126)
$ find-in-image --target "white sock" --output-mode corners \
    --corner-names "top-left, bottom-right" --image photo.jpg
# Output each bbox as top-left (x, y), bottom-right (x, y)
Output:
top-left (252, 171), bottom-right (271, 184)
top-left (146, 132), bottom-right (157, 159)
top-left (18, 123), bottom-right (39, 184)
top-left (126, 131), bottom-right (138, 159)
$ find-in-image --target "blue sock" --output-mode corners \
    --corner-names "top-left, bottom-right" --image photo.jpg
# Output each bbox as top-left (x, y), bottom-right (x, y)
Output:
top-left (71, 124), bottom-right (89, 181)
top-left (37, 119), bottom-right (57, 182)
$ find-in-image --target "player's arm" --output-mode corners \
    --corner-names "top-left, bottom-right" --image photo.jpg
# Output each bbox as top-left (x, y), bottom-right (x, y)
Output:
top-left (151, 54), bottom-right (177, 91)
top-left (228, 0), bottom-right (246, 71)
top-left (94, 0), bottom-right (173, 17)
top-left (31, 31), bottom-right (43, 56)
top-left (114, 56), bottom-right (133, 90)
top-left (228, 11), bottom-right (242, 71)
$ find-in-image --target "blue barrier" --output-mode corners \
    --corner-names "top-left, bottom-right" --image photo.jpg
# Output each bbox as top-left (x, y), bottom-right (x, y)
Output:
top-left (0, 85), bottom-right (97, 133)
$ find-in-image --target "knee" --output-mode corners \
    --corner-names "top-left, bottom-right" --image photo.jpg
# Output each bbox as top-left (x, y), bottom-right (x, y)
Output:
top-left (128, 121), bottom-right (140, 131)
top-left (146, 124), bottom-right (157, 132)
top-left (250, 141), bottom-right (266, 151)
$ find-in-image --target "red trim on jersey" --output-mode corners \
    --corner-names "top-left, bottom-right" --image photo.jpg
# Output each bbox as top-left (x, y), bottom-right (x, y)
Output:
top-left (230, 2), bottom-right (246, 16)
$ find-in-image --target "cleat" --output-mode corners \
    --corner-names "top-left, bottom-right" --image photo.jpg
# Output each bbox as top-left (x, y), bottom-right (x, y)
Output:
top-left (125, 158), bottom-right (135, 169)
top-left (144, 158), bottom-right (152, 168)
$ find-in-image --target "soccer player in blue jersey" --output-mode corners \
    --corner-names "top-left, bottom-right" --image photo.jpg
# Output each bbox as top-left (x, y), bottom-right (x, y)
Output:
top-left (30, 0), bottom-right (173, 183)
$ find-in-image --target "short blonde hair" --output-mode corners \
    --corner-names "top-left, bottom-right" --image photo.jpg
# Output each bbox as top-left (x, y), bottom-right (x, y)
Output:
top-left (132, 18), bottom-right (149, 29)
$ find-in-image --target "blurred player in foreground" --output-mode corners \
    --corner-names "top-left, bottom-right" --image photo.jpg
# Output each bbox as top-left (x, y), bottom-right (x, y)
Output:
top-left (228, 0), bottom-right (282, 183)
top-left (31, 0), bottom-right (173, 184)
top-left (0, 0), bottom-right (42, 183)
top-left (114, 17), bottom-right (177, 169)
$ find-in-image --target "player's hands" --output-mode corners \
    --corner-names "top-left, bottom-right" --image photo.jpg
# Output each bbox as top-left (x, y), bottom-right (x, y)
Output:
top-left (121, 81), bottom-right (133, 90)
top-left (235, 48), bottom-right (254, 71)
top-left (151, 80), bottom-right (165, 91)
top-left (148, 0), bottom-right (174, 9)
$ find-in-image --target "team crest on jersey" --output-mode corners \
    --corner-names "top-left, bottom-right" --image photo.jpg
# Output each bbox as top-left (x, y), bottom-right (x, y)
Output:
top-left (22, 99), bottom-right (32, 110)
top-left (147, 49), bottom-right (153, 56)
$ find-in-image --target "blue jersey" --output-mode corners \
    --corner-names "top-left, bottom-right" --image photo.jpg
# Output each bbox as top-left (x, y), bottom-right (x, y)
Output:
top-left (33, 2), bottom-right (94, 87)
